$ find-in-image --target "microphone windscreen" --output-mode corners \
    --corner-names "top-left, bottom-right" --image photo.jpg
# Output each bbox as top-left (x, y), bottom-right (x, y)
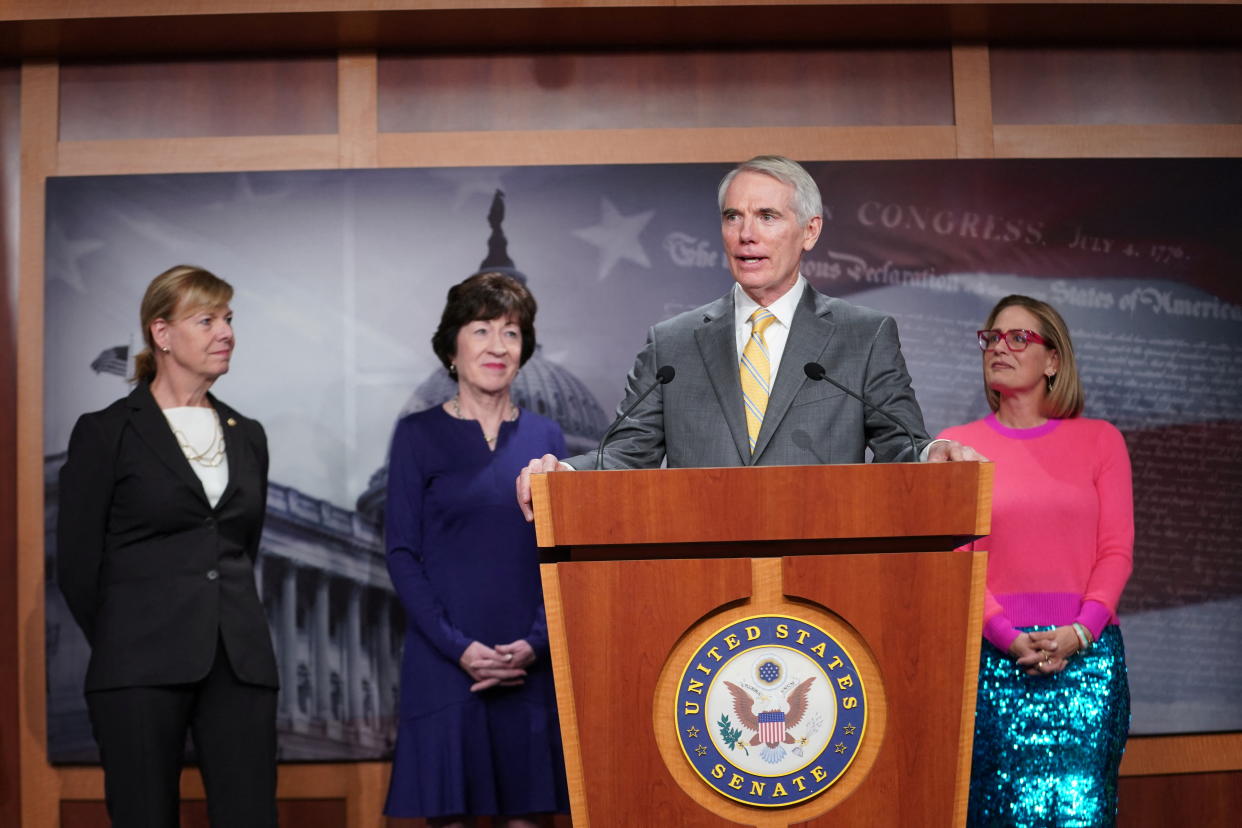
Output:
top-left (803, 362), bottom-right (826, 381)
top-left (656, 365), bottom-right (676, 384)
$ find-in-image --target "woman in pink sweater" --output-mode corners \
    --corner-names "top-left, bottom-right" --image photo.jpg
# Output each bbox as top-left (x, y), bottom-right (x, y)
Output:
top-left (939, 295), bottom-right (1132, 827)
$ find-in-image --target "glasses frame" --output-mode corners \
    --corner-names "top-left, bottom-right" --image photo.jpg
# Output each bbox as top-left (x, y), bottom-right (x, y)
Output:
top-left (977, 328), bottom-right (1049, 352)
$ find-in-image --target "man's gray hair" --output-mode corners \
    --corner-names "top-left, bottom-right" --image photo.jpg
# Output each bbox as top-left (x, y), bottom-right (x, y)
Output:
top-left (717, 155), bottom-right (823, 226)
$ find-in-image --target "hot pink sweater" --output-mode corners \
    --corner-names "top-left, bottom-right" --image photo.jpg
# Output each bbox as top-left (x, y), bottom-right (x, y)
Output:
top-left (937, 414), bottom-right (1134, 653)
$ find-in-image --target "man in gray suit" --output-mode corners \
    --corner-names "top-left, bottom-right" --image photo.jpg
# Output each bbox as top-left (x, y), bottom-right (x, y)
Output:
top-left (517, 155), bottom-right (980, 518)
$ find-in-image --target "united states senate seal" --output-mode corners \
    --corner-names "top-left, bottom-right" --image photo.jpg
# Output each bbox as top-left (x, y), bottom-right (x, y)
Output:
top-left (674, 614), bottom-right (867, 807)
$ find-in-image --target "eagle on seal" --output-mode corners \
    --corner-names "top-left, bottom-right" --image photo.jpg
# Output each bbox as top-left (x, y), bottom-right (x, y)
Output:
top-left (723, 676), bottom-right (816, 764)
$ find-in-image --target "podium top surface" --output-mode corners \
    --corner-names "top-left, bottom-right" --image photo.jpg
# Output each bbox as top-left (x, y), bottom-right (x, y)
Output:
top-left (531, 461), bottom-right (992, 550)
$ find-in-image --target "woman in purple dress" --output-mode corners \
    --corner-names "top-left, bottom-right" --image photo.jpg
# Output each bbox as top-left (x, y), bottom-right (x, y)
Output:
top-left (383, 272), bottom-right (569, 827)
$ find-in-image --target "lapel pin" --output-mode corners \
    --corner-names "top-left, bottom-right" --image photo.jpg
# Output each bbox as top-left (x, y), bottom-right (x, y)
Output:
top-left (226, 417), bottom-right (237, 427)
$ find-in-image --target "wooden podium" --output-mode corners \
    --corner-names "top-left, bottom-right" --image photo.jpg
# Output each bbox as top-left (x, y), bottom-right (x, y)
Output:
top-left (532, 462), bottom-right (992, 827)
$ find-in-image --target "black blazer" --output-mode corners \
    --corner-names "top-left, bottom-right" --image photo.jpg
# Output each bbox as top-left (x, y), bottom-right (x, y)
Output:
top-left (57, 382), bottom-right (279, 692)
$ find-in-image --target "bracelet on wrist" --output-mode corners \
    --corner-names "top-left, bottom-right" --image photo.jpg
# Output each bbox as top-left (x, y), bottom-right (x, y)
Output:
top-left (1072, 622), bottom-right (1093, 652)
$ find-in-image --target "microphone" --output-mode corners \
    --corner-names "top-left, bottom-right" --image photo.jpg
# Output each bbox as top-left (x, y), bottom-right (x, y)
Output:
top-left (596, 365), bottom-right (675, 470)
top-left (802, 362), bottom-right (920, 462)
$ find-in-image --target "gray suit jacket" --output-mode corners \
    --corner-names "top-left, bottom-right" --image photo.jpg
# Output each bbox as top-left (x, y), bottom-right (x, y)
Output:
top-left (569, 285), bottom-right (930, 469)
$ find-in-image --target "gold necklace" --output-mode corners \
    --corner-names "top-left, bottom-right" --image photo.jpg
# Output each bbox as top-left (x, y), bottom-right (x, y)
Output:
top-left (172, 411), bottom-right (226, 467)
top-left (450, 395), bottom-right (518, 446)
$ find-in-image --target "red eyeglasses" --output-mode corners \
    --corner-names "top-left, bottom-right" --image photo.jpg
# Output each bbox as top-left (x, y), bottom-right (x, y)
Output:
top-left (977, 329), bottom-right (1048, 352)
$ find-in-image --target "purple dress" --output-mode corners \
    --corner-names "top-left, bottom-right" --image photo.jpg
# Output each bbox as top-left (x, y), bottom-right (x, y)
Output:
top-left (383, 405), bottom-right (569, 819)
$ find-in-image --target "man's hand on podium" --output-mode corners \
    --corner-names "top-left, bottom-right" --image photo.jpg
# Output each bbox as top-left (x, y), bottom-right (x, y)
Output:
top-left (516, 454), bottom-right (573, 521)
top-left (925, 438), bottom-right (988, 462)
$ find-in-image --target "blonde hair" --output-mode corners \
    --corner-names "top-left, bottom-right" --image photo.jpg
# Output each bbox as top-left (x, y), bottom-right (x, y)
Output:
top-left (982, 294), bottom-right (1084, 419)
top-left (132, 265), bottom-right (233, 383)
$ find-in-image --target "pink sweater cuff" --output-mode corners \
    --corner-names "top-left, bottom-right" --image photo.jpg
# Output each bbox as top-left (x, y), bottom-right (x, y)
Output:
top-left (983, 615), bottom-right (1022, 653)
top-left (1074, 600), bottom-right (1115, 641)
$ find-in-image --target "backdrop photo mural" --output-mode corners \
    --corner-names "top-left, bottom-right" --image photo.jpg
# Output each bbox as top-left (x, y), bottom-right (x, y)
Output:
top-left (43, 158), bottom-right (1242, 762)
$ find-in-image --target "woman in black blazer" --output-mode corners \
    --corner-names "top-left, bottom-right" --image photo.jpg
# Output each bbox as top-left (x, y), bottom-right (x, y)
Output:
top-left (58, 265), bottom-right (279, 827)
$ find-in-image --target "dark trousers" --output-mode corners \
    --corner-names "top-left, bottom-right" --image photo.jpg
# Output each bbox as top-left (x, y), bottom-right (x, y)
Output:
top-left (86, 639), bottom-right (278, 828)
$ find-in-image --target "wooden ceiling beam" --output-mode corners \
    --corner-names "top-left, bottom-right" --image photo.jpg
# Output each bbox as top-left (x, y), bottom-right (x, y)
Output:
top-left (3, 4), bottom-right (1242, 60)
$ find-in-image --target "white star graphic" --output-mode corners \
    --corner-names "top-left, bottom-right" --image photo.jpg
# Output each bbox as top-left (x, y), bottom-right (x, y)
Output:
top-left (44, 221), bottom-right (105, 293)
top-left (573, 198), bottom-right (654, 281)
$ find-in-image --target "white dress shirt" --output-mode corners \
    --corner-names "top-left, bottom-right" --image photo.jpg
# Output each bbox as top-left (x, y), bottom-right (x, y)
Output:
top-left (732, 274), bottom-right (807, 385)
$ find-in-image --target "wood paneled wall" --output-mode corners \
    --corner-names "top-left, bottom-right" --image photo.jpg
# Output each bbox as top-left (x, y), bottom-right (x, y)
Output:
top-left (2, 58), bottom-right (22, 828)
top-left (377, 48), bottom-right (956, 132)
top-left (991, 46), bottom-right (1242, 125)
top-left (4, 14), bottom-right (1242, 827)
top-left (1118, 770), bottom-right (1242, 826)
top-left (58, 56), bottom-right (340, 141)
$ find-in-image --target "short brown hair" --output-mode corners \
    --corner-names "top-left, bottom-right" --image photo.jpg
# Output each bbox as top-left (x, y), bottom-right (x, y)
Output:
top-left (431, 272), bottom-right (537, 376)
top-left (133, 265), bottom-right (233, 383)
top-left (981, 294), bottom-right (1084, 419)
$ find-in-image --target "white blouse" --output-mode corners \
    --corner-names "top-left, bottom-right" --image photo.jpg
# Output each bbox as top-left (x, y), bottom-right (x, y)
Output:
top-left (163, 406), bottom-right (229, 508)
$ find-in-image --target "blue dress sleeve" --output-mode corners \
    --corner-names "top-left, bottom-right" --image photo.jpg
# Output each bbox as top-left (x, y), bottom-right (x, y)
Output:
top-left (384, 419), bottom-right (474, 663)
top-left (522, 419), bottom-right (568, 658)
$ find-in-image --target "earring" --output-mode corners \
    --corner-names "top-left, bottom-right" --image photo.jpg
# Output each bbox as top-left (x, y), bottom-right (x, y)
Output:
top-left (1046, 372), bottom-right (1056, 390)
top-left (161, 346), bottom-right (170, 353)
top-left (448, 363), bottom-right (457, 377)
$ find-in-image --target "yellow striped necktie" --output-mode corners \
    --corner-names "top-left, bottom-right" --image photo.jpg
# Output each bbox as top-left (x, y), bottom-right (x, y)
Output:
top-left (740, 308), bottom-right (778, 453)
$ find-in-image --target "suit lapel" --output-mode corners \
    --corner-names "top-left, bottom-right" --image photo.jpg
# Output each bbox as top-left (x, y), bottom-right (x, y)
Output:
top-left (127, 382), bottom-right (212, 507)
top-left (752, 287), bottom-right (836, 461)
top-left (694, 294), bottom-right (751, 464)
top-left (211, 395), bottom-right (249, 511)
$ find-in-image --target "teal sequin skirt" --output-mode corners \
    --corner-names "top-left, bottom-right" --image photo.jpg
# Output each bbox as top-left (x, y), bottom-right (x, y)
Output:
top-left (968, 626), bottom-right (1130, 828)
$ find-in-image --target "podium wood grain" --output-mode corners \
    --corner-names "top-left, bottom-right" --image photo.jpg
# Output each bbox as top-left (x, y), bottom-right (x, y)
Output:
top-left (782, 551), bottom-right (986, 826)
top-left (532, 462), bottom-right (991, 549)
top-left (536, 464), bottom-right (991, 826)
top-left (544, 557), bottom-right (753, 826)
